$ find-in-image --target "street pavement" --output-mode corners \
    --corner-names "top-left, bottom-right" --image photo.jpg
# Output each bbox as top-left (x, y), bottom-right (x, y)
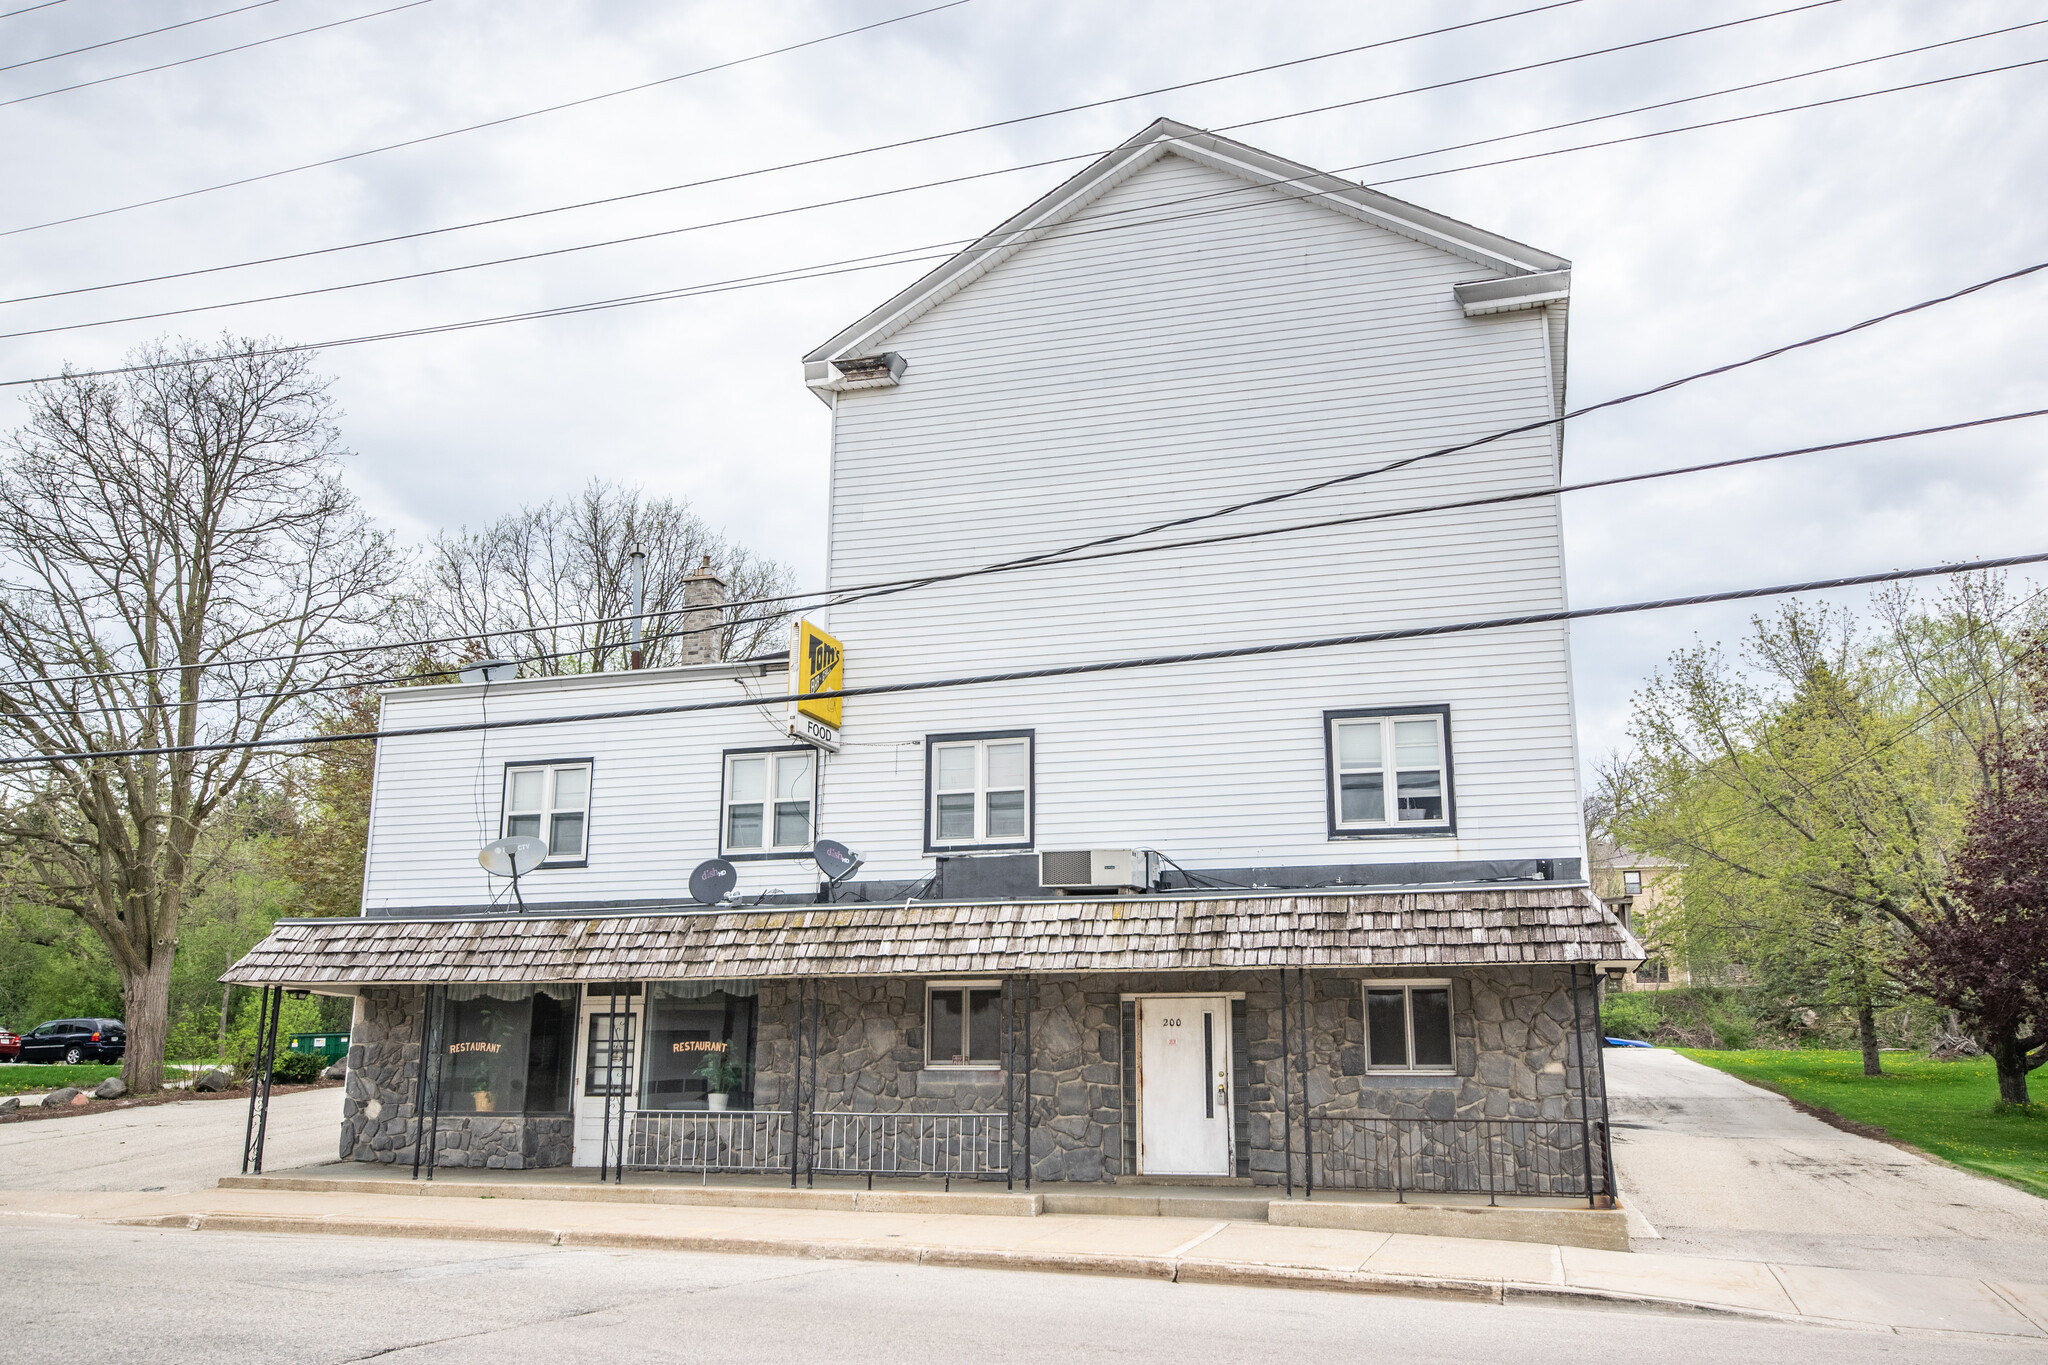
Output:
top-left (0, 1085), bottom-right (342, 1192)
top-left (7, 1218), bottom-right (2036, 1365)
top-left (1605, 1047), bottom-right (2048, 1279)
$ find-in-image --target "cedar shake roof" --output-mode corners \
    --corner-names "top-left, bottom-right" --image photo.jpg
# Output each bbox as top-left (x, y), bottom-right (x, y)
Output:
top-left (222, 887), bottom-right (1640, 986)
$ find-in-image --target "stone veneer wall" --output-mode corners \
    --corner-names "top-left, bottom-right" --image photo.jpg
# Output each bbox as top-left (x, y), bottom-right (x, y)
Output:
top-left (751, 967), bottom-right (1608, 1188)
top-left (340, 985), bottom-right (573, 1170)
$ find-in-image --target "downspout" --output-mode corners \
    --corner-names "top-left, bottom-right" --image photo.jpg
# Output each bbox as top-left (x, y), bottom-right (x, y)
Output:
top-left (627, 549), bottom-right (646, 670)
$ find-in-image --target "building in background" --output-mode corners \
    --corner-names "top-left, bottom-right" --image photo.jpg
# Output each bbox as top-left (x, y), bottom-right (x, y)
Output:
top-left (1589, 835), bottom-right (1686, 991)
top-left (230, 120), bottom-right (1639, 1200)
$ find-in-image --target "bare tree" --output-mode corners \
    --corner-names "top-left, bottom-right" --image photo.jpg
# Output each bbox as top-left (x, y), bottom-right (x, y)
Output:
top-left (0, 337), bottom-right (402, 1092)
top-left (406, 480), bottom-right (794, 672)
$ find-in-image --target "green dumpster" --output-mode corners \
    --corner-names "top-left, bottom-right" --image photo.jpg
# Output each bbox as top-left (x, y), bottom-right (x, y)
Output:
top-left (285, 1031), bottom-right (350, 1062)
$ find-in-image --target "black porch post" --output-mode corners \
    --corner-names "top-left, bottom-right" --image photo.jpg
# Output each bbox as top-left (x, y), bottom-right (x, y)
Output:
top-left (1023, 975), bottom-right (1034, 1191)
top-left (1568, 965), bottom-right (1597, 1208)
top-left (1278, 966), bottom-right (1294, 1199)
top-left (242, 982), bottom-right (274, 1176)
top-left (408, 986), bottom-right (429, 1180)
top-left (1004, 977), bottom-right (1015, 1192)
top-left (788, 981), bottom-right (803, 1188)
top-left (1296, 967), bottom-right (1312, 1201)
top-left (1585, 966), bottom-right (1618, 1202)
top-left (806, 982), bottom-right (820, 1189)
top-left (599, 982), bottom-right (617, 1183)
top-left (423, 985), bottom-right (446, 1181)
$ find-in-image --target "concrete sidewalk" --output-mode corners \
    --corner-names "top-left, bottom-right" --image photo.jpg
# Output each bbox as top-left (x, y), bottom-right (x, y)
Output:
top-left (4, 1179), bottom-right (2043, 1343)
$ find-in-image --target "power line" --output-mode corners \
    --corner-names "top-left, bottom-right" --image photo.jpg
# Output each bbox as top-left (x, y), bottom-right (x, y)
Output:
top-left (0, 0), bottom-right (438, 109)
top-left (0, 1), bottom-right (69, 19)
top-left (3, 0), bottom-right (1826, 309)
top-left (12, 249), bottom-right (2040, 693)
top-left (0, 0), bottom-right (1590, 238)
top-left (0, 0), bottom-right (285, 74)
top-left (10, 13), bottom-right (2023, 341)
top-left (9, 551), bottom-right (2047, 767)
top-left (8, 45), bottom-right (2034, 390)
top-left (57, 401), bottom-right (2044, 715)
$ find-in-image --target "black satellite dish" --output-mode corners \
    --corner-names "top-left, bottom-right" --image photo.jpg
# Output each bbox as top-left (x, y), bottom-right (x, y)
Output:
top-left (812, 838), bottom-right (864, 882)
top-left (690, 858), bottom-right (738, 906)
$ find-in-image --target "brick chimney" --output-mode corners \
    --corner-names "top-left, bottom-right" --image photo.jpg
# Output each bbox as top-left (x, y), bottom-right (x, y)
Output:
top-left (679, 554), bottom-right (727, 666)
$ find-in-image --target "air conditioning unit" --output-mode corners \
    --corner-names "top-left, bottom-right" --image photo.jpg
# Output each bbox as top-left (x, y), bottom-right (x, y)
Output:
top-left (1039, 848), bottom-right (1160, 895)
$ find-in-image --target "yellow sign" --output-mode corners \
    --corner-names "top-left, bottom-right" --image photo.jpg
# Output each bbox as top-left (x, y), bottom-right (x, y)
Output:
top-left (790, 620), bottom-right (845, 729)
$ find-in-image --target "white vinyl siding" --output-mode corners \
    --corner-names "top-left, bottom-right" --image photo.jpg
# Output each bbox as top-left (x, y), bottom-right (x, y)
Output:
top-left (503, 763), bottom-right (590, 862)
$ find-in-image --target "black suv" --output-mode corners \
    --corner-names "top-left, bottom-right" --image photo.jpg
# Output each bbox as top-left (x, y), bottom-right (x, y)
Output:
top-left (19, 1018), bottom-right (125, 1065)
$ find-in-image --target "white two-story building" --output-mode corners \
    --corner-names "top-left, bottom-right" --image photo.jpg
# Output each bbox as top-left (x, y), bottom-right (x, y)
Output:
top-left (232, 120), bottom-right (1637, 1198)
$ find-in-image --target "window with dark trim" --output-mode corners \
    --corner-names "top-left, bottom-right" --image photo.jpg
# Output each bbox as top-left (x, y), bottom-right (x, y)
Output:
top-left (926, 981), bottom-right (1003, 1067)
top-left (502, 761), bottom-right (593, 864)
top-left (1363, 980), bottom-right (1455, 1073)
top-left (1323, 706), bottom-right (1455, 837)
top-left (719, 747), bottom-right (816, 859)
top-left (924, 730), bottom-right (1034, 852)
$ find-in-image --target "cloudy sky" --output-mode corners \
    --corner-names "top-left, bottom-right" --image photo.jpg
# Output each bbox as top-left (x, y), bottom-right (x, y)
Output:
top-left (2, 0), bottom-right (2044, 771)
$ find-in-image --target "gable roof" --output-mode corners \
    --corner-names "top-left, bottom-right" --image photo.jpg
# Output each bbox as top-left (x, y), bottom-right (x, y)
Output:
top-left (804, 117), bottom-right (1570, 368)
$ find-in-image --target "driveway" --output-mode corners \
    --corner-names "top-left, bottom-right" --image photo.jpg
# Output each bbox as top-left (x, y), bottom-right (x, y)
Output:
top-left (1605, 1047), bottom-right (2048, 1280)
top-left (0, 1086), bottom-right (344, 1194)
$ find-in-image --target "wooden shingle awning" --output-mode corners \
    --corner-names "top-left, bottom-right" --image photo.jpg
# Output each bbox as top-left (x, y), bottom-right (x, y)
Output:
top-left (223, 887), bottom-right (1641, 987)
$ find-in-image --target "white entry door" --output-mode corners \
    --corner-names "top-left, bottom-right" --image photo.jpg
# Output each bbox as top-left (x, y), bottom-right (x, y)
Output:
top-left (572, 990), bottom-right (642, 1167)
top-left (1137, 996), bottom-right (1232, 1176)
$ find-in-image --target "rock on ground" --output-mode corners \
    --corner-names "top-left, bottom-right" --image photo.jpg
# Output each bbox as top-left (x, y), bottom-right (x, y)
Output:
top-left (193, 1069), bottom-right (234, 1092)
top-left (0, 1095), bottom-right (18, 1114)
top-left (40, 1087), bottom-right (80, 1109)
top-left (93, 1078), bottom-right (126, 1100)
top-left (321, 1059), bottom-right (347, 1080)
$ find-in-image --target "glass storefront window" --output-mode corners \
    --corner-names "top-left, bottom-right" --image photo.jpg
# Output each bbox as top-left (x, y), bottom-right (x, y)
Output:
top-left (437, 984), bottom-right (579, 1115)
top-left (640, 981), bottom-right (758, 1111)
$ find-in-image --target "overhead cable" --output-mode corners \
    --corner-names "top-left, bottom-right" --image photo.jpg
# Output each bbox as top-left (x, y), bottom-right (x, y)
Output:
top-left (0, 0), bottom-right (438, 109)
top-left (7, 551), bottom-right (2046, 766)
top-left (0, 2), bottom-right (70, 19)
top-left (0, 0), bottom-right (1590, 237)
top-left (0, 0), bottom-right (285, 74)
top-left (10, 14), bottom-right (2030, 335)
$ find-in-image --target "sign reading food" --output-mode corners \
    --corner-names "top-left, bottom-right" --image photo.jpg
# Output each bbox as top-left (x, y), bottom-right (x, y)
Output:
top-left (787, 619), bottom-right (844, 749)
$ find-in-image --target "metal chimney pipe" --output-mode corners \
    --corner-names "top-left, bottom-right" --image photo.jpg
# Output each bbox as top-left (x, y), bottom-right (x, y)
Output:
top-left (627, 549), bottom-right (646, 670)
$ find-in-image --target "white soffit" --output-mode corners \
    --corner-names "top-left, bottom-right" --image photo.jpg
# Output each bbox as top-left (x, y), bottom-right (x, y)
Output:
top-left (801, 117), bottom-right (1573, 368)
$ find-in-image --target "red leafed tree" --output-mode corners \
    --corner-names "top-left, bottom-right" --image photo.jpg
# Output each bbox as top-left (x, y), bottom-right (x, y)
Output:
top-left (1920, 642), bottom-right (2048, 1105)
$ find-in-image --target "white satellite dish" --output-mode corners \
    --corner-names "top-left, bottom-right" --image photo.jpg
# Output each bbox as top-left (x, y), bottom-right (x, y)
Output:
top-left (458, 657), bottom-right (521, 684)
top-left (479, 836), bottom-right (548, 909)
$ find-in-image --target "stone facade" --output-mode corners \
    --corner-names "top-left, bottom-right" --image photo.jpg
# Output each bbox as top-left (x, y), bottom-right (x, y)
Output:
top-left (751, 966), bottom-right (1610, 1190)
top-left (340, 986), bottom-right (574, 1170)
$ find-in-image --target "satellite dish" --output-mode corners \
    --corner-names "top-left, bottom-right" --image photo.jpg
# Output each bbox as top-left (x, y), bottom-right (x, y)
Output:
top-left (690, 858), bottom-right (738, 906)
top-left (479, 836), bottom-right (548, 878)
top-left (479, 836), bottom-right (547, 911)
top-left (458, 657), bottom-right (520, 684)
top-left (812, 838), bottom-right (864, 882)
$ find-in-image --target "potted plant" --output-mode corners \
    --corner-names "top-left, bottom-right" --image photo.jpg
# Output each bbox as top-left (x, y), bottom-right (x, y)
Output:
top-left (469, 1071), bottom-right (495, 1113)
top-left (697, 1054), bottom-right (749, 1111)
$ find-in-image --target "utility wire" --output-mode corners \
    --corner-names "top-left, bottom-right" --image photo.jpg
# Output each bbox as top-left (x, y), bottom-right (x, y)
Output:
top-left (8, 551), bottom-right (2048, 767)
top-left (8, 47), bottom-right (2035, 389)
top-left (0, 0), bottom-right (437, 109)
top-left (0, 1), bottom-right (69, 19)
top-left (0, 0), bottom-right (1814, 300)
top-left (9, 13), bottom-right (2027, 337)
top-left (0, 0), bottom-right (1588, 237)
top-left (0, 0), bottom-right (285, 74)
top-left (11, 248), bottom-right (2041, 693)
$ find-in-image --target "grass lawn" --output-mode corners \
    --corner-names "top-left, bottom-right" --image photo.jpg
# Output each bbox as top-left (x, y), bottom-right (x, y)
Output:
top-left (0, 1063), bottom-right (121, 1095)
top-left (1678, 1048), bottom-right (2048, 1200)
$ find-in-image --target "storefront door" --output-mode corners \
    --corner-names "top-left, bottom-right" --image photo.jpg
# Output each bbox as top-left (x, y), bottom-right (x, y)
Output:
top-left (571, 986), bottom-right (642, 1167)
top-left (1136, 996), bottom-right (1232, 1176)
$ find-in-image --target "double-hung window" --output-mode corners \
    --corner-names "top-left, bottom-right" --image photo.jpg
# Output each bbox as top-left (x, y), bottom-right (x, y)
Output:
top-left (721, 749), bottom-right (815, 857)
top-left (1364, 980), bottom-right (1455, 1073)
top-left (1622, 870), bottom-right (1643, 896)
top-left (926, 981), bottom-right (1003, 1067)
top-left (926, 732), bottom-right (1032, 850)
top-left (503, 762), bottom-right (592, 862)
top-left (1325, 707), bottom-right (1453, 835)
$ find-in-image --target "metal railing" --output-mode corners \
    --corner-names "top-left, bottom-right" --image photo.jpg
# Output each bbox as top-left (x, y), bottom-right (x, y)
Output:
top-left (1307, 1117), bottom-right (1611, 1203)
top-left (810, 1111), bottom-right (1011, 1184)
top-left (627, 1109), bottom-right (792, 1174)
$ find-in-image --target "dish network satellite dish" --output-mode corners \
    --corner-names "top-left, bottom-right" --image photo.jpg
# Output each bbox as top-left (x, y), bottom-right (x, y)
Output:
top-left (812, 838), bottom-right (864, 882)
top-left (690, 858), bottom-right (738, 906)
top-left (479, 836), bottom-right (548, 910)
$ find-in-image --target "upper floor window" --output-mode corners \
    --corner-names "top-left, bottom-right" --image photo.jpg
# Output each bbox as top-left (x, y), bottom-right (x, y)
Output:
top-left (926, 731), bottom-right (1033, 851)
top-left (721, 749), bottom-right (815, 858)
top-left (503, 762), bottom-right (591, 863)
top-left (1622, 870), bottom-right (1642, 896)
top-left (1325, 707), bottom-right (1454, 836)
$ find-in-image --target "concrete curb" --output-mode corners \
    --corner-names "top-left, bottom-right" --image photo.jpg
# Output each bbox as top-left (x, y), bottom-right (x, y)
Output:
top-left (214, 1176), bottom-right (1045, 1217)
top-left (110, 1209), bottom-right (1895, 1332)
